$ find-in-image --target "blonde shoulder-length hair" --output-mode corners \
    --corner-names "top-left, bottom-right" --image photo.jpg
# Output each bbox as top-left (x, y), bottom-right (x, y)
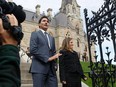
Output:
top-left (60, 37), bottom-right (73, 51)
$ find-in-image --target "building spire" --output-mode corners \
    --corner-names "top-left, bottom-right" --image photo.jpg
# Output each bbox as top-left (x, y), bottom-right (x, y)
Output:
top-left (60, 0), bottom-right (80, 17)
top-left (65, 0), bottom-right (72, 5)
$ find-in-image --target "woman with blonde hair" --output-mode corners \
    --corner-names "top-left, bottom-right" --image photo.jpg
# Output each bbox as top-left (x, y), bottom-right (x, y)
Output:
top-left (59, 37), bottom-right (87, 87)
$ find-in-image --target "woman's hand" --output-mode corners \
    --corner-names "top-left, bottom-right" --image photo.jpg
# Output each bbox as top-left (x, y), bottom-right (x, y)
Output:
top-left (62, 81), bottom-right (66, 84)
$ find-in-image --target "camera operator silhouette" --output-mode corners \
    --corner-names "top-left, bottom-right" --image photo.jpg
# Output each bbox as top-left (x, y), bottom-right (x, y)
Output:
top-left (0, 0), bottom-right (26, 87)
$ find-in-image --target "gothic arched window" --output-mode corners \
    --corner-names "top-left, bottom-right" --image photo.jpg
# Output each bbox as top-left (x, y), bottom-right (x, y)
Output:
top-left (66, 31), bottom-right (71, 37)
top-left (72, 5), bottom-right (76, 13)
top-left (77, 39), bottom-right (80, 47)
top-left (75, 25), bottom-right (79, 34)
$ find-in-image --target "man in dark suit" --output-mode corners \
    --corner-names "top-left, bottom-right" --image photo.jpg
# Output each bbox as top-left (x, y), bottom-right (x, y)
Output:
top-left (30, 16), bottom-right (61, 87)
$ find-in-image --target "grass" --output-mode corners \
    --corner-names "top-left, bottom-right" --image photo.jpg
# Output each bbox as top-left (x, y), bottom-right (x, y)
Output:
top-left (81, 61), bottom-right (92, 87)
top-left (81, 61), bottom-right (116, 87)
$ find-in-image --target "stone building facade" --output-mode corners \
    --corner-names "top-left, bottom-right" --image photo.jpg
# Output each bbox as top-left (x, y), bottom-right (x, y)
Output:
top-left (19, 0), bottom-right (95, 62)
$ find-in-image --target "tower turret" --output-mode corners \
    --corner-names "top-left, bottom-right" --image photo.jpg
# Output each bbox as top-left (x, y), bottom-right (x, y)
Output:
top-left (35, 4), bottom-right (41, 16)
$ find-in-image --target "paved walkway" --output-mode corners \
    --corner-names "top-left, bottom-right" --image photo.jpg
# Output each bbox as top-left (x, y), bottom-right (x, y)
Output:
top-left (58, 82), bottom-right (88, 87)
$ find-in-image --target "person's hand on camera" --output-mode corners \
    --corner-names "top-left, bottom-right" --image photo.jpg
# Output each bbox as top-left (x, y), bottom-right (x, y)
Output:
top-left (0, 14), bottom-right (18, 46)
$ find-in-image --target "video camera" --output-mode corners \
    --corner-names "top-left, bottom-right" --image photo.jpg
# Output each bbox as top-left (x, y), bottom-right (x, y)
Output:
top-left (0, 0), bottom-right (26, 44)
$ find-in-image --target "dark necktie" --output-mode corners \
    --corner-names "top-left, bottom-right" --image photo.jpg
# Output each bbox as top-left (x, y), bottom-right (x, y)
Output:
top-left (44, 32), bottom-right (51, 49)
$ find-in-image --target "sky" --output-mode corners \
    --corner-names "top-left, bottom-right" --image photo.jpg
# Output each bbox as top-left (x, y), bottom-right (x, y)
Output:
top-left (11, 0), bottom-right (115, 64)
top-left (12, 0), bottom-right (105, 32)
top-left (12, 0), bottom-right (104, 32)
top-left (12, 0), bottom-right (104, 17)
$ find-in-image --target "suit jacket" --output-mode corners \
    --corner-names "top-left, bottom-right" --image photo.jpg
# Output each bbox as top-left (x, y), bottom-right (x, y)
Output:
top-left (30, 30), bottom-right (56, 74)
top-left (59, 50), bottom-right (84, 82)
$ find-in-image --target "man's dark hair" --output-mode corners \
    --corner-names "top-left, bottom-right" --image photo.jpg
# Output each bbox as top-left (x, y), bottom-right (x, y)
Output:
top-left (38, 16), bottom-right (49, 24)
